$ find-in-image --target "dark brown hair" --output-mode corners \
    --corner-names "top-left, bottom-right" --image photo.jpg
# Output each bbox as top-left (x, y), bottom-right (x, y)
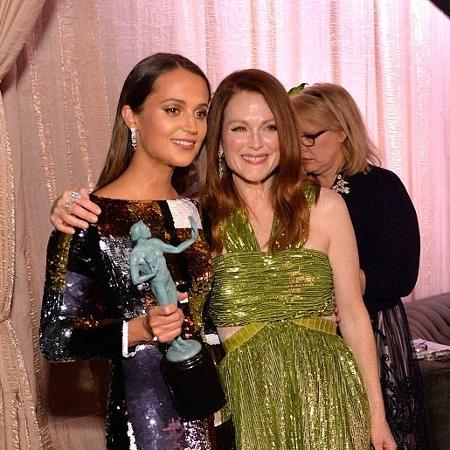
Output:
top-left (200, 69), bottom-right (318, 254)
top-left (96, 53), bottom-right (211, 193)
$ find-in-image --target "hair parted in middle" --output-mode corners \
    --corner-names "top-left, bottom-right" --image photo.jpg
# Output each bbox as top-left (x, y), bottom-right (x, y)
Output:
top-left (201, 68), bottom-right (318, 254)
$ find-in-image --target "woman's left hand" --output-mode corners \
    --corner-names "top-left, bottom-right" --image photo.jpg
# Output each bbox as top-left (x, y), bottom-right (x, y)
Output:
top-left (370, 417), bottom-right (396, 450)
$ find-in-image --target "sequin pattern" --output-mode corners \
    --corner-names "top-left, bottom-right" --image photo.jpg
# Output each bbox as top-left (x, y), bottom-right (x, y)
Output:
top-left (210, 192), bottom-right (371, 450)
top-left (40, 196), bottom-right (214, 450)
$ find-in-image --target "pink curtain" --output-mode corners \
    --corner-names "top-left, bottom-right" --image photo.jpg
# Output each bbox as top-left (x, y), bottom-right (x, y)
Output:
top-left (1, 0), bottom-right (449, 448)
top-left (0, 1), bottom-right (51, 448)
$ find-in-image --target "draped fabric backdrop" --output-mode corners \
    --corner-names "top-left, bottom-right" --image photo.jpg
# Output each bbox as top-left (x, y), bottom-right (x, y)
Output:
top-left (0, 0), bottom-right (449, 448)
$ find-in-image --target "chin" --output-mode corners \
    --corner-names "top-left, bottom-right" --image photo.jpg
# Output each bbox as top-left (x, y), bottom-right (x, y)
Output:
top-left (173, 155), bottom-right (197, 168)
top-left (238, 171), bottom-right (275, 185)
top-left (302, 163), bottom-right (317, 172)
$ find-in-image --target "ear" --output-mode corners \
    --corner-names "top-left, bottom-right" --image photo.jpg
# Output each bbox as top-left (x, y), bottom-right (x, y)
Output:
top-left (122, 105), bottom-right (137, 129)
top-left (337, 130), bottom-right (347, 143)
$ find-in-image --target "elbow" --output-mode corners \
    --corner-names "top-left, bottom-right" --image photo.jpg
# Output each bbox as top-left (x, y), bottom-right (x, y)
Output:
top-left (40, 324), bottom-right (75, 362)
top-left (397, 268), bottom-right (419, 297)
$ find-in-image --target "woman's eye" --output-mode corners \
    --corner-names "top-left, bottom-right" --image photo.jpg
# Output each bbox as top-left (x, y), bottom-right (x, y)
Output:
top-left (196, 110), bottom-right (208, 119)
top-left (164, 107), bottom-right (180, 115)
top-left (266, 124), bottom-right (277, 132)
top-left (231, 126), bottom-right (246, 132)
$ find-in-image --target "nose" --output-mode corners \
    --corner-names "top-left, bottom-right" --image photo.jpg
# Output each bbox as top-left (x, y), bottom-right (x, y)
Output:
top-left (181, 113), bottom-right (198, 135)
top-left (247, 130), bottom-right (263, 150)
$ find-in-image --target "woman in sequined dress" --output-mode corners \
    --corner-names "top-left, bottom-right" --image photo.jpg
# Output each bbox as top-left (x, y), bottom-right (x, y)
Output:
top-left (40, 53), bottom-right (218, 450)
top-left (196, 69), bottom-right (395, 450)
top-left (290, 83), bottom-right (426, 450)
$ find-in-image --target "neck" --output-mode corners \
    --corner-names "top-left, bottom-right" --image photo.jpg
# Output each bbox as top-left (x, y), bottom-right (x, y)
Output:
top-left (316, 170), bottom-right (339, 189)
top-left (232, 175), bottom-right (273, 215)
top-left (103, 155), bottom-right (178, 200)
top-left (314, 154), bottom-right (345, 189)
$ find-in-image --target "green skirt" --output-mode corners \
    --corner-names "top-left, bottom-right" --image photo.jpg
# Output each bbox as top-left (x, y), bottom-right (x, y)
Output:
top-left (220, 318), bottom-right (371, 450)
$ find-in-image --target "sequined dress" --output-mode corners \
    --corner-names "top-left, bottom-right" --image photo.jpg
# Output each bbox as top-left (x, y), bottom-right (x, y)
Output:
top-left (40, 196), bottom-right (215, 450)
top-left (209, 206), bottom-right (371, 450)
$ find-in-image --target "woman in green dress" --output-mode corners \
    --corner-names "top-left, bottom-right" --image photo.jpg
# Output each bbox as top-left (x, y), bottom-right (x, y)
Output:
top-left (201, 69), bottom-right (396, 450)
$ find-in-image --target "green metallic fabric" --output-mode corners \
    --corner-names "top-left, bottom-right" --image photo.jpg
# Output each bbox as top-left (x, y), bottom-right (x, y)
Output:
top-left (210, 207), bottom-right (335, 327)
top-left (210, 194), bottom-right (371, 449)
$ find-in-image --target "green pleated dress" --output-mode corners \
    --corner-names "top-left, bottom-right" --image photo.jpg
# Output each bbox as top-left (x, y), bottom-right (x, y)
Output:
top-left (210, 203), bottom-right (371, 450)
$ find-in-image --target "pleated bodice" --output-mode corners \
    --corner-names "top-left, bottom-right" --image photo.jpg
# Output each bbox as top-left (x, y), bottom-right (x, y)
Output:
top-left (209, 201), bottom-right (370, 450)
top-left (210, 208), bottom-right (335, 327)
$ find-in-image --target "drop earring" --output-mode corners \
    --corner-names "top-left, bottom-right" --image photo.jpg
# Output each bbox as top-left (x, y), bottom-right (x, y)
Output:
top-left (218, 146), bottom-right (224, 179)
top-left (131, 128), bottom-right (137, 150)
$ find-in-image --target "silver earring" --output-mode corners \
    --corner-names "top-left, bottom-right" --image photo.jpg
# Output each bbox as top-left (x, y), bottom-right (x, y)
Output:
top-left (131, 128), bottom-right (137, 150)
top-left (218, 147), bottom-right (224, 179)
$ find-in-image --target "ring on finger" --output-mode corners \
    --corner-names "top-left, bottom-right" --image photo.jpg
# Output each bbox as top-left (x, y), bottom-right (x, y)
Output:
top-left (68, 191), bottom-right (82, 201)
top-left (64, 201), bottom-right (72, 215)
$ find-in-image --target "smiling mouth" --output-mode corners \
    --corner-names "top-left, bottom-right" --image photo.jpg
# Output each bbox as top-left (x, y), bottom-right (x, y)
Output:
top-left (171, 139), bottom-right (196, 149)
top-left (242, 154), bottom-right (268, 163)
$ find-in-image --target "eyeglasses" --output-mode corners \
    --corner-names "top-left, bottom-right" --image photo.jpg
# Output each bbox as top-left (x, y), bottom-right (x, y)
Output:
top-left (301, 129), bottom-right (328, 147)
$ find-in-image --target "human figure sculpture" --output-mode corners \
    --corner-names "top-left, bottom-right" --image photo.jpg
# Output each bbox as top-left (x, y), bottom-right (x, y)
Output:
top-left (129, 215), bottom-right (202, 362)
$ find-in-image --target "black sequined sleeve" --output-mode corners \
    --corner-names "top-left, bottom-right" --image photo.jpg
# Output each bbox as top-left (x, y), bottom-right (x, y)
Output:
top-left (40, 226), bottom-right (123, 361)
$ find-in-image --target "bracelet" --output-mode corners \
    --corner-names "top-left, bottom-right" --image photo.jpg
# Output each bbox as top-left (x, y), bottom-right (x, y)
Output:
top-left (122, 321), bottom-right (136, 358)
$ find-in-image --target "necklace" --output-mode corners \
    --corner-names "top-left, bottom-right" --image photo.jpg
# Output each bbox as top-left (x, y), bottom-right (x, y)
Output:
top-left (331, 174), bottom-right (350, 195)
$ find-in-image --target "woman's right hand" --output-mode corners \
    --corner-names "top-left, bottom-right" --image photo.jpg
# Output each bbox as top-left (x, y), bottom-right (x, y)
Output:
top-left (128, 304), bottom-right (184, 347)
top-left (50, 187), bottom-right (101, 233)
top-left (147, 304), bottom-right (185, 343)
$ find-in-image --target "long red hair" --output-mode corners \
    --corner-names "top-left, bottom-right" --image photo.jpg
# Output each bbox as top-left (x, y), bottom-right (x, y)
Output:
top-left (200, 69), bottom-right (318, 254)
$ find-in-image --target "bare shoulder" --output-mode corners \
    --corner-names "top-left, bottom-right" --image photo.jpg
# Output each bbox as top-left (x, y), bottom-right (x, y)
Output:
top-left (94, 181), bottom-right (122, 198)
top-left (312, 188), bottom-right (348, 218)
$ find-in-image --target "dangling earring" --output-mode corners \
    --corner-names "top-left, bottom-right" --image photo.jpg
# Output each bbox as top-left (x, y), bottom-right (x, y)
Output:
top-left (130, 128), bottom-right (137, 150)
top-left (218, 146), bottom-right (224, 179)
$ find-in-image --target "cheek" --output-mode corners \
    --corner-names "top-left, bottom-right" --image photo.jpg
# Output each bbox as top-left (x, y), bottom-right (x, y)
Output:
top-left (222, 134), bottom-right (246, 153)
top-left (265, 134), bottom-right (279, 149)
top-left (221, 136), bottom-right (233, 157)
top-left (198, 121), bottom-right (207, 139)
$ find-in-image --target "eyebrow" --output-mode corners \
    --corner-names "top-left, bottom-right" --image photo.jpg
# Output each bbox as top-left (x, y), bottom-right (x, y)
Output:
top-left (226, 118), bottom-right (276, 126)
top-left (160, 98), bottom-right (208, 108)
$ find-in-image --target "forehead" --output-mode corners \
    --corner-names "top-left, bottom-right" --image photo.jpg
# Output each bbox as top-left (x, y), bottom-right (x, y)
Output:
top-left (150, 67), bottom-right (209, 102)
top-left (224, 90), bottom-right (273, 119)
top-left (296, 112), bottom-right (326, 132)
top-left (298, 121), bottom-right (323, 133)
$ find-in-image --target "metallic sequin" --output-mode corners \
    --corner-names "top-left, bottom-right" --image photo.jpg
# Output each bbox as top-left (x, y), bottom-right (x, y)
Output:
top-left (41, 197), bottom-right (214, 449)
top-left (211, 203), bottom-right (370, 450)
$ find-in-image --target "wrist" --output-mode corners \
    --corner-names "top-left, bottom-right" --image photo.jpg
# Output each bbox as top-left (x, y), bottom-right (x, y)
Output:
top-left (128, 316), bottom-right (153, 347)
top-left (369, 407), bottom-right (387, 423)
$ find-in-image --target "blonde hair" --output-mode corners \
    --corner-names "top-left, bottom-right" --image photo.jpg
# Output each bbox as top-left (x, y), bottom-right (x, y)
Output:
top-left (291, 83), bottom-right (379, 176)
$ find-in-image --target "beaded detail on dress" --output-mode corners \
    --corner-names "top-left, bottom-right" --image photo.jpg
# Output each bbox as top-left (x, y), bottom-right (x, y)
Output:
top-left (331, 173), bottom-right (350, 194)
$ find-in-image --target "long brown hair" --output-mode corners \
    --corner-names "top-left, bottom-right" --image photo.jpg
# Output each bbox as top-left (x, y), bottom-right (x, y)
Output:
top-left (96, 53), bottom-right (211, 193)
top-left (201, 69), bottom-right (318, 254)
top-left (291, 83), bottom-right (379, 176)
